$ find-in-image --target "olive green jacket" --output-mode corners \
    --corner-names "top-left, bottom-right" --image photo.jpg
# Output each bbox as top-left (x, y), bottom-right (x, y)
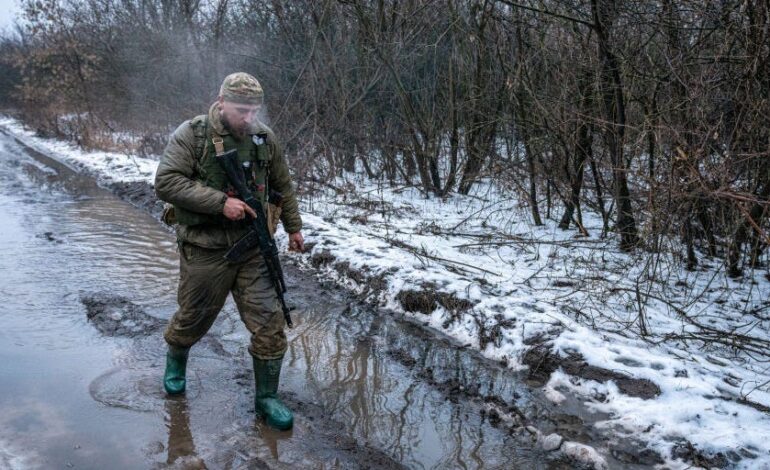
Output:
top-left (155, 103), bottom-right (302, 248)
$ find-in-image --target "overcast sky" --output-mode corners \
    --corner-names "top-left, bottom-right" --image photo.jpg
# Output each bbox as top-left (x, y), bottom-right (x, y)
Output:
top-left (0, 0), bottom-right (20, 32)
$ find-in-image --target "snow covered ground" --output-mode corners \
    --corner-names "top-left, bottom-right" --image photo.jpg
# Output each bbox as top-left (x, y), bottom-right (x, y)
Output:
top-left (3, 115), bottom-right (770, 469)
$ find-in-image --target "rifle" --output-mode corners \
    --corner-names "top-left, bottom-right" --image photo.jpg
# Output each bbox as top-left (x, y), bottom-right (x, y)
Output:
top-left (216, 149), bottom-right (294, 328)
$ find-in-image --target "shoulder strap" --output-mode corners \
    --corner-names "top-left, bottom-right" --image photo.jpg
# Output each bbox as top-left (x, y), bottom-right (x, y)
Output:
top-left (190, 116), bottom-right (209, 162)
top-left (211, 133), bottom-right (225, 156)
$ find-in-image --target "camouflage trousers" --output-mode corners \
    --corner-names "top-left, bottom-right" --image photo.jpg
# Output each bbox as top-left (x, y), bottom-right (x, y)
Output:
top-left (164, 242), bottom-right (287, 360)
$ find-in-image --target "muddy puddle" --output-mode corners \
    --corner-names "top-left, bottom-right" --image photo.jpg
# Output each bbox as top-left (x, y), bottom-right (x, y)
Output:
top-left (0, 129), bottom-right (655, 469)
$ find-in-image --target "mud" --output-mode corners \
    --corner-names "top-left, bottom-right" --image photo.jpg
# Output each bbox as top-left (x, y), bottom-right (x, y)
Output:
top-left (561, 355), bottom-right (661, 399)
top-left (82, 293), bottom-right (164, 337)
top-left (396, 285), bottom-right (476, 317)
top-left (611, 445), bottom-right (666, 466)
top-left (522, 344), bottom-right (563, 385)
top-left (670, 440), bottom-right (730, 469)
top-left (108, 180), bottom-right (165, 220)
top-left (395, 288), bottom-right (438, 314)
top-left (522, 344), bottom-right (661, 399)
top-left (313, 248), bottom-right (475, 320)
top-left (311, 248), bottom-right (389, 298)
top-left (310, 248), bottom-right (336, 268)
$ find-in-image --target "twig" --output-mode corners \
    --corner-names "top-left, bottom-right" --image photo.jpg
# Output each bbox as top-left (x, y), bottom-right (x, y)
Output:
top-left (368, 232), bottom-right (501, 276)
top-left (453, 237), bottom-right (606, 249)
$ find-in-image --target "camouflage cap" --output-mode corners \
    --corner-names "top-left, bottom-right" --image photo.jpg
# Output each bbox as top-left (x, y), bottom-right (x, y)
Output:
top-left (219, 72), bottom-right (264, 105)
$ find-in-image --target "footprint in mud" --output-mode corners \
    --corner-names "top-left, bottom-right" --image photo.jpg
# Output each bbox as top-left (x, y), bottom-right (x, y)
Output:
top-left (81, 292), bottom-right (164, 337)
top-left (89, 367), bottom-right (200, 412)
top-left (613, 356), bottom-right (645, 368)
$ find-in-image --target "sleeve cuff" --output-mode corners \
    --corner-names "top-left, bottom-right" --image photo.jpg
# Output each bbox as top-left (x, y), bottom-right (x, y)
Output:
top-left (216, 192), bottom-right (228, 213)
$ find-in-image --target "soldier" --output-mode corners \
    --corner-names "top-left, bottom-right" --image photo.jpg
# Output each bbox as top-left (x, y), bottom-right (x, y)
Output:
top-left (155, 72), bottom-right (304, 431)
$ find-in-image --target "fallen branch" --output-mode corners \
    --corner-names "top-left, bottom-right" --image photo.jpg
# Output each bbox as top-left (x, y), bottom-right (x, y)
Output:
top-left (368, 232), bottom-right (501, 277)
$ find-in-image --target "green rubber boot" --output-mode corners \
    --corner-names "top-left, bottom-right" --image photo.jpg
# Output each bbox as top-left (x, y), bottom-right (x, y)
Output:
top-left (253, 356), bottom-right (293, 430)
top-left (164, 345), bottom-right (190, 395)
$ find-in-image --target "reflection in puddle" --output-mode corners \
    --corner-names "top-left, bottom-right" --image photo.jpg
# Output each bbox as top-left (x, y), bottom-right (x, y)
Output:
top-left (257, 423), bottom-right (294, 461)
top-left (164, 398), bottom-right (205, 468)
top-left (284, 304), bottom-right (537, 469)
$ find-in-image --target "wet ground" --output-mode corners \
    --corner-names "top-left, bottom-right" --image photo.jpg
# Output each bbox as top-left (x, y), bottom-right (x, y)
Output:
top-left (0, 129), bottom-right (659, 469)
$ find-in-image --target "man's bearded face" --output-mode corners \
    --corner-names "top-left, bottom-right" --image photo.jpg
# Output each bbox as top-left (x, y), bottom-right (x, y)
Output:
top-left (219, 100), bottom-right (260, 140)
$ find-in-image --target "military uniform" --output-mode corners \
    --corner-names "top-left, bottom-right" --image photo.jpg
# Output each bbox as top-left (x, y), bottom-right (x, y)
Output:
top-left (156, 101), bottom-right (301, 359)
top-left (155, 73), bottom-right (301, 430)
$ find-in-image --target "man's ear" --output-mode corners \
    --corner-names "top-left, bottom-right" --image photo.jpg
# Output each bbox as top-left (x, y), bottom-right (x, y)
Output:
top-left (216, 96), bottom-right (224, 109)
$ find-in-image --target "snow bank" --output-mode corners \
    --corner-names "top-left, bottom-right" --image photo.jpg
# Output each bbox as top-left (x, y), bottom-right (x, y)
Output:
top-left (0, 117), bottom-right (158, 184)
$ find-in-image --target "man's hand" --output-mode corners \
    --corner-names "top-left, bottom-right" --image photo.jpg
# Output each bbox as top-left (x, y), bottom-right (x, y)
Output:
top-left (223, 197), bottom-right (257, 221)
top-left (288, 232), bottom-right (305, 252)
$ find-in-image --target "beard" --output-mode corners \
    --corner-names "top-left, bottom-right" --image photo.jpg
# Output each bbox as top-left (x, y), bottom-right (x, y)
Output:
top-left (221, 114), bottom-right (249, 141)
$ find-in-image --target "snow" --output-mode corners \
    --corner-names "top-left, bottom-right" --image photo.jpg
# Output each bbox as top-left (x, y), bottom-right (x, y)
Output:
top-left (562, 440), bottom-right (609, 469)
top-left (0, 117), bottom-right (159, 184)
top-left (3, 115), bottom-right (770, 469)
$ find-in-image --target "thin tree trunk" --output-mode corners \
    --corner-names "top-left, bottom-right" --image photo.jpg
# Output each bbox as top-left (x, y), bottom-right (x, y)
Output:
top-left (728, 180), bottom-right (770, 276)
top-left (559, 73), bottom-right (593, 231)
top-left (592, 0), bottom-right (638, 250)
top-left (559, 122), bottom-right (591, 232)
top-left (590, 156), bottom-right (609, 235)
